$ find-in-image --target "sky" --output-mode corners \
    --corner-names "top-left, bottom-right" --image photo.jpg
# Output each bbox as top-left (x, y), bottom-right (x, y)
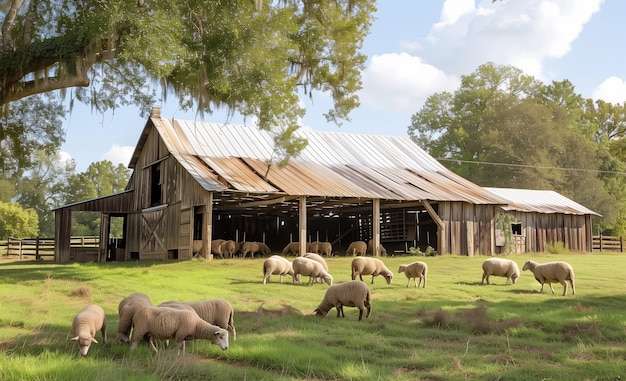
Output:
top-left (60, 0), bottom-right (626, 172)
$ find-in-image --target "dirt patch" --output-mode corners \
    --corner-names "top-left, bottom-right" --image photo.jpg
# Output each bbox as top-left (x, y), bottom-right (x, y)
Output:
top-left (68, 286), bottom-right (92, 299)
top-left (0, 339), bottom-right (16, 351)
top-left (238, 304), bottom-right (303, 318)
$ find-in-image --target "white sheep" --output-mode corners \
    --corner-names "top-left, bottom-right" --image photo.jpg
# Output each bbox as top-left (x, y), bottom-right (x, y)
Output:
top-left (314, 280), bottom-right (372, 321)
top-left (481, 258), bottom-right (520, 285)
top-left (70, 304), bottom-right (107, 356)
top-left (398, 261), bottom-right (428, 288)
top-left (522, 260), bottom-right (576, 296)
top-left (351, 256), bottom-right (394, 284)
top-left (304, 252), bottom-right (330, 284)
top-left (130, 306), bottom-right (229, 354)
top-left (116, 292), bottom-right (152, 343)
top-left (159, 299), bottom-right (236, 341)
top-left (346, 241), bottom-right (367, 256)
top-left (263, 255), bottom-right (294, 284)
top-left (292, 257), bottom-right (333, 285)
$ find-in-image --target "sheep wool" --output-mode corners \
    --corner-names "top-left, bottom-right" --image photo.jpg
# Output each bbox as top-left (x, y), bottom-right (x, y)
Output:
top-left (314, 280), bottom-right (372, 321)
top-left (292, 257), bottom-right (333, 285)
top-left (130, 306), bottom-right (229, 354)
top-left (481, 258), bottom-right (520, 285)
top-left (351, 257), bottom-right (394, 284)
top-left (71, 304), bottom-right (107, 356)
top-left (263, 255), bottom-right (294, 284)
top-left (346, 241), bottom-right (367, 256)
top-left (160, 299), bottom-right (237, 341)
top-left (522, 260), bottom-right (576, 296)
top-left (398, 261), bottom-right (428, 288)
top-left (116, 292), bottom-right (152, 344)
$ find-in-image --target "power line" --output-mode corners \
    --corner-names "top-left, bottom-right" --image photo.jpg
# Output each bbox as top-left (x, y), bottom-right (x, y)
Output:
top-left (436, 158), bottom-right (626, 175)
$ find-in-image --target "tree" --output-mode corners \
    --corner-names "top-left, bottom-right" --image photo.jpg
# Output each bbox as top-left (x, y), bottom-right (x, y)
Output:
top-left (1, 0), bottom-right (376, 166)
top-left (0, 201), bottom-right (38, 239)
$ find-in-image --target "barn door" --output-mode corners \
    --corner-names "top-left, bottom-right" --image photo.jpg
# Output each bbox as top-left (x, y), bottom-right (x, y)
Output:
top-left (140, 206), bottom-right (167, 260)
top-left (179, 207), bottom-right (193, 260)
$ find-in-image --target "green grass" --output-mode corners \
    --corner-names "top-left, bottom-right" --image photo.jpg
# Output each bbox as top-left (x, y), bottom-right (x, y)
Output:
top-left (0, 253), bottom-right (625, 380)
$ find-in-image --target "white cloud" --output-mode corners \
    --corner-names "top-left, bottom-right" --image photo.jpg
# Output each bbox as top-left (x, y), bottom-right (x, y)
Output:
top-left (360, 53), bottom-right (459, 113)
top-left (58, 151), bottom-right (74, 165)
top-left (592, 76), bottom-right (626, 104)
top-left (101, 145), bottom-right (135, 167)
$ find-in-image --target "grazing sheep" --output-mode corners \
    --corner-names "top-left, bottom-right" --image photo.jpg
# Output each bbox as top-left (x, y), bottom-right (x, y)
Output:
top-left (70, 304), bottom-right (107, 356)
top-left (398, 261), bottom-right (428, 288)
top-left (314, 280), bottom-right (371, 321)
top-left (220, 240), bottom-right (237, 258)
top-left (281, 242), bottom-right (310, 256)
top-left (242, 241), bottom-right (271, 258)
top-left (346, 240), bottom-right (367, 256)
top-left (481, 258), bottom-right (520, 285)
top-left (304, 252), bottom-right (330, 284)
top-left (116, 292), bottom-right (153, 343)
top-left (317, 241), bottom-right (333, 257)
top-left (309, 241), bottom-right (321, 253)
top-left (130, 306), bottom-right (229, 354)
top-left (292, 257), bottom-right (333, 285)
top-left (522, 260), bottom-right (576, 296)
top-left (263, 255), bottom-right (295, 284)
top-left (211, 239), bottom-right (226, 258)
top-left (351, 257), bottom-right (394, 284)
top-left (367, 239), bottom-right (388, 256)
top-left (159, 299), bottom-right (236, 341)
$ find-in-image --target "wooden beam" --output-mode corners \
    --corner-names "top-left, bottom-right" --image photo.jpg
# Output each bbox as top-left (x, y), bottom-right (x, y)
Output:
top-left (421, 200), bottom-right (446, 254)
top-left (299, 196), bottom-right (307, 256)
top-left (372, 198), bottom-right (380, 256)
top-left (203, 192), bottom-right (213, 260)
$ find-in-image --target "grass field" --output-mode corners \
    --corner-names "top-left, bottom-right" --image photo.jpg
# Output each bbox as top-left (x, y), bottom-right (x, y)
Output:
top-left (0, 252), bottom-right (625, 380)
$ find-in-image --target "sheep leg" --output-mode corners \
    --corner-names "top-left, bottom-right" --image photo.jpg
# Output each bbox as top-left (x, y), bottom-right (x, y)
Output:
top-left (560, 280), bottom-right (568, 296)
top-left (548, 282), bottom-right (556, 294)
top-left (358, 308), bottom-right (363, 321)
top-left (279, 274), bottom-right (283, 283)
top-left (370, 275), bottom-right (375, 284)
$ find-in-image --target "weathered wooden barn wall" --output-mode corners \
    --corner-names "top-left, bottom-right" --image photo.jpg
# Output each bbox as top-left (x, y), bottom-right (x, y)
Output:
top-left (438, 202), bottom-right (498, 256)
top-left (499, 211), bottom-right (591, 253)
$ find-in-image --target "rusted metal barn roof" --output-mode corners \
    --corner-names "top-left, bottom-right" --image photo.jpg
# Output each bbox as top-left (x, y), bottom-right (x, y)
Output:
top-left (484, 188), bottom-right (600, 216)
top-left (131, 115), bottom-right (508, 206)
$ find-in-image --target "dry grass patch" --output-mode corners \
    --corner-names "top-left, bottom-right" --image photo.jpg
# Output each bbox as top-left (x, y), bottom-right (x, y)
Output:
top-left (418, 300), bottom-right (524, 334)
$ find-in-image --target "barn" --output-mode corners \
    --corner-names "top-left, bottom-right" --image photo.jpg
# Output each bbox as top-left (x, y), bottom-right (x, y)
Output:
top-left (54, 108), bottom-right (598, 262)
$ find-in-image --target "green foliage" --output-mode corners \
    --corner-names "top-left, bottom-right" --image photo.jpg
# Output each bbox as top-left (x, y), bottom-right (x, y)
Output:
top-left (408, 245), bottom-right (436, 256)
top-left (496, 212), bottom-right (516, 254)
top-left (1, 254), bottom-right (625, 380)
top-left (0, 201), bottom-right (38, 239)
top-left (544, 241), bottom-right (570, 255)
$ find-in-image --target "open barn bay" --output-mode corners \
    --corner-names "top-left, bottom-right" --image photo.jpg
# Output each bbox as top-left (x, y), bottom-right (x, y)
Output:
top-left (0, 253), bottom-right (625, 380)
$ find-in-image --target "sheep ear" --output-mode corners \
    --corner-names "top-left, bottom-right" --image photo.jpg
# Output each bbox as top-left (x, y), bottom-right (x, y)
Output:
top-left (91, 337), bottom-right (98, 344)
top-left (214, 331), bottom-right (220, 336)
top-left (70, 336), bottom-right (79, 341)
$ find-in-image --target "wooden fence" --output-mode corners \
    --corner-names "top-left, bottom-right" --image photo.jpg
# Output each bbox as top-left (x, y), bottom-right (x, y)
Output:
top-left (0, 236), bottom-right (100, 260)
top-left (592, 235), bottom-right (623, 252)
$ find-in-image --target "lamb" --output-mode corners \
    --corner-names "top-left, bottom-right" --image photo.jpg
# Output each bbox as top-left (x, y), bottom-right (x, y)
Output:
top-left (159, 299), bottom-right (236, 340)
top-left (292, 256), bottom-right (333, 286)
top-left (351, 256), bottom-right (394, 284)
top-left (70, 304), bottom-right (107, 356)
top-left (116, 292), bottom-right (153, 343)
top-left (241, 241), bottom-right (271, 258)
top-left (346, 241), bottom-right (367, 256)
top-left (281, 242), bottom-right (310, 256)
top-left (367, 239), bottom-right (387, 256)
top-left (130, 306), bottom-right (229, 354)
top-left (522, 260), bottom-right (576, 296)
top-left (263, 255), bottom-right (295, 284)
top-left (314, 280), bottom-right (372, 321)
top-left (398, 261), bottom-right (428, 288)
top-left (481, 258), bottom-right (520, 285)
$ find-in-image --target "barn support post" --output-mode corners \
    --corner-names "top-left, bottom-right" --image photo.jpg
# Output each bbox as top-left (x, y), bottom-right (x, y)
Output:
top-left (203, 192), bottom-right (213, 260)
top-left (299, 196), bottom-right (307, 256)
top-left (421, 200), bottom-right (446, 255)
top-left (372, 198), bottom-right (381, 256)
top-left (54, 208), bottom-right (72, 262)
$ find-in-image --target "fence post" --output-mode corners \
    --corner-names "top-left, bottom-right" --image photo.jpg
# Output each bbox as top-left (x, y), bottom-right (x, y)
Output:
top-left (621, 236), bottom-right (623, 253)
top-left (599, 234), bottom-right (603, 252)
top-left (35, 237), bottom-right (41, 260)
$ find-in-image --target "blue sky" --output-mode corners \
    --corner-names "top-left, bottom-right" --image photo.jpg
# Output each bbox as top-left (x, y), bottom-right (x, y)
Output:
top-left (60, 0), bottom-right (626, 172)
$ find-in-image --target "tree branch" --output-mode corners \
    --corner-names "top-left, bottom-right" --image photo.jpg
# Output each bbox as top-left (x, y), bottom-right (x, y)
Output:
top-left (1, 0), bottom-right (24, 53)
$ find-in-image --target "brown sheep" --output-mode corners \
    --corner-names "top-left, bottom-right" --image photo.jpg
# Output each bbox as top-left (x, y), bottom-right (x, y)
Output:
top-left (346, 241), bottom-right (367, 256)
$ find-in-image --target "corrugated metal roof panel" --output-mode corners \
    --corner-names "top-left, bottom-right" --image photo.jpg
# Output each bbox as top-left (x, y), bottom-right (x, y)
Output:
top-left (484, 187), bottom-right (600, 216)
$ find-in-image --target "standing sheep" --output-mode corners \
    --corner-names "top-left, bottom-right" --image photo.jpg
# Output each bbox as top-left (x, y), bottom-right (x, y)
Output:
top-left (346, 241), bottom-right (367, 256)
top-left (398, 261), bottom-right (428, 288)
top-left (220, 240), bottom-right (237, 258)
top-left (292, 257), bottom-right (333, 285)
top-left (242, 241), bottom-right (271, 258)
top-left (367, 239), bottom-right (387, 256)
top-left (70, 304), bottom-right (107, 356)
top-left (351, 257), bottom-right (394, 284)
top-left (281, 242), bottom-right (310, 256)
top-left (116, 292), bottom-right (153, 343)
top-left (263, 255), bottom-right (295, 284)
top-left (314, 280), bottom-right (372, 321)
top-left (130, 306), bottom-right (229, 354)
top-left (317, 241), bottom-right (333, 257)
top-left (522, 260), bottom-right (576, 296)
top-left (481, 258), bottom-right (520, 285)
top-left (211, 239), bottom-right (226, 258)
top-left (159, 299), bottom-right (236, 341)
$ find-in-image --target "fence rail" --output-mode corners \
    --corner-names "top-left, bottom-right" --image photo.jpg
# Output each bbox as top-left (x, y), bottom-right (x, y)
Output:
top-left (0, 236), bottom-right (100, 260)
top-left (592, 235), bottom-right (623, 252)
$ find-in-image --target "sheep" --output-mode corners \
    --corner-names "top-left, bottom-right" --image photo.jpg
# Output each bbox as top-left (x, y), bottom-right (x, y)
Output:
top-left (70, 304), bottom-right (107, 356)
top-left (211, 239), bottom-right (225, 258)
top-left (317, 241), bottom-right (333, 257)
top-left (314, 280), bottom-right (371, 321)
top-left (159, 298), bottom-right (236, 341)
top-left (263, 255), bottom-right (295, 284)
top-left (398, 261), bottom-right (428, 288)
top-left (220, 240), bottom-right (237, 258)
top-left (346, 241), bottom-right (367, 256)
top-left (116, 292), bottom-right (153, 343)
top-left (351, 256), bottom-right (394, 284)
top-left (309, 241), bottom-right (321, 253)
top-left (292, 257), bottom-right (333, 286)
top-left (481, 258), bottom-right (520, 285)
top-left (241, 241), bottom-right (271, 258)
top-left (281, 242), bottom-right (310, 256)
top-left (367, 239), bottom-right (388, 256)
top-left (304, 252), bottom-right (329, 284)
top-left (130, 306), bottom-right (229, 354)
top-left (522, 260), bottom-right (576, 296)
